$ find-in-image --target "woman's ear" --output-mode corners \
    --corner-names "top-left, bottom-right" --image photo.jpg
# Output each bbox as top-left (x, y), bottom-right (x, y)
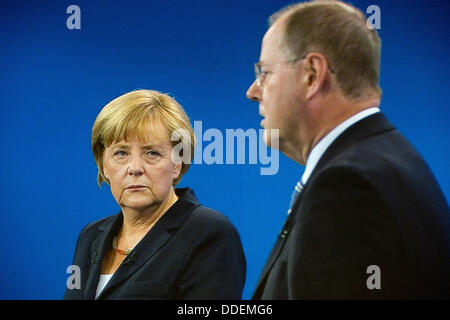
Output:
top-left (103, 163), bottom-right (109, 180)
top-left (173, 161), bottom-right (182, 180)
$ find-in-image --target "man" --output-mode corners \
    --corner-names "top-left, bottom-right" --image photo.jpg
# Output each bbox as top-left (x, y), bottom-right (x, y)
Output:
top-left (247, 0), bottom-right (450, 299)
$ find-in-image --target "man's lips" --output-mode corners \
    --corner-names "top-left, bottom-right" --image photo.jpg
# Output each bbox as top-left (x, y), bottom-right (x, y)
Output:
top-left (259, 109), bottom-right (265, 127)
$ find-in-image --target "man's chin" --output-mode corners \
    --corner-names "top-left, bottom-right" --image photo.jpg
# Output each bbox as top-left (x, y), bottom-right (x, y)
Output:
top-left (263, 128), bottom-right (280, 150)
top-left (263, 129), bottom-right (271, 147)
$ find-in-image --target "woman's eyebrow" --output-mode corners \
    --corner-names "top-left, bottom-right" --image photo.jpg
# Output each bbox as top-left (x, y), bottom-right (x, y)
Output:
top-left (141, 144), bottom-right (165, 151)
top-left (112, 143), bottom-right (130, 148)
top-left (109, 143), bottom-right (165, 150)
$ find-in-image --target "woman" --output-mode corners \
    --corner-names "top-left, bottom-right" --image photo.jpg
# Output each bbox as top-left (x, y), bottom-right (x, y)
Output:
top-left (64, 90), bottom-right (246, 299)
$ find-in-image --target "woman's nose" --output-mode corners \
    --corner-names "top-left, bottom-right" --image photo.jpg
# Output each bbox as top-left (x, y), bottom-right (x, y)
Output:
top-left (128, 156), bottom-right (144, 175)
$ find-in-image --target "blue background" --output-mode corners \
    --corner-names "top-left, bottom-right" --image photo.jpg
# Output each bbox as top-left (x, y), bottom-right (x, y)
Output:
top-left (0, 0), bottom-right (448, 299)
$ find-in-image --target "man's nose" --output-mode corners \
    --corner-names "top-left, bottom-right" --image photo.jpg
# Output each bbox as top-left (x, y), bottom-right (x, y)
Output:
top-left (246, 81), bottom-right (261, 102)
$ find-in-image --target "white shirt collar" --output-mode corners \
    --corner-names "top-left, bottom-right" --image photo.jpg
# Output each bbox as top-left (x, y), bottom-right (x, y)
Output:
top-left (301, 107), bottom-right (380, 185)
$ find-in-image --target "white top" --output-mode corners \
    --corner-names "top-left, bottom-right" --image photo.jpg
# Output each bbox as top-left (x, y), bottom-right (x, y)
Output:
top-left (95, 274), bottom-right (113, 299)
top-left (301, 107), bottom-right (380, 185)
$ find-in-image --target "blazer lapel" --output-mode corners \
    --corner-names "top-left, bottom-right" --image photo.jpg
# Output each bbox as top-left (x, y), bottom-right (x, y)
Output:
top-left (97, 223), bottom-right (172, 299)
top-left (83, 214), bottom-right (122, 300)
top-left (97, 188), bottom-right (199, 299)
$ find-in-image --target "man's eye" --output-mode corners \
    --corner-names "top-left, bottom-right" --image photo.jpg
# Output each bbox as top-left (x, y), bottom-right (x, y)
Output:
top-left (260, 71), bottom-right (270, 80)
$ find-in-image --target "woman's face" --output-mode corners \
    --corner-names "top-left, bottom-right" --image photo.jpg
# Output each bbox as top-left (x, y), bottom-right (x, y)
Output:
top-left (102, 122), bottom-right (181, 213)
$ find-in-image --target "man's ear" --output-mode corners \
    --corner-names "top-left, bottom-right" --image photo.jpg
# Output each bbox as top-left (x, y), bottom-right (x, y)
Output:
top-left (303, 53), bottom-right (329, 100)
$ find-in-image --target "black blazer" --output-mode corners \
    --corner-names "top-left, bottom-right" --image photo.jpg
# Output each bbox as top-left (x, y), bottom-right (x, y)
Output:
top-left (253, 113), bottom-right (450, 299)
top-left (64, 188), bottom-right (246, 300)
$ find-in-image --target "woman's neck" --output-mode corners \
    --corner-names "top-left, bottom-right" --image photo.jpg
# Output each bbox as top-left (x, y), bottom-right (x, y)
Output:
top-left (119, 188), bottom-right (178, 245)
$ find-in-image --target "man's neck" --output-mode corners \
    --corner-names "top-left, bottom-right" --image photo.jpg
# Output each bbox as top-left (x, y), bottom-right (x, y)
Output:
top-left (296, 93), bottom-right (380, 165)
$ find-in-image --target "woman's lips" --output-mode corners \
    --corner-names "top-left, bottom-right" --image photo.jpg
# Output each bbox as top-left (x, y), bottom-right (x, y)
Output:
top-left (125, 185), bottom-right (147, 190)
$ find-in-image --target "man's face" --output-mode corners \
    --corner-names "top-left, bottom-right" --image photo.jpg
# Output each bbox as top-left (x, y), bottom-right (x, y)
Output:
top-left (246, 21), bottom-right (305, 151)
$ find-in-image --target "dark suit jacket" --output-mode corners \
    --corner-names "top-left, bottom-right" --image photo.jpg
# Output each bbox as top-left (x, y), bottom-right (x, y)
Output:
top-left (64, 188), bottom-right (246, 300)
top-left (253, 113), bottom-right (450, 299)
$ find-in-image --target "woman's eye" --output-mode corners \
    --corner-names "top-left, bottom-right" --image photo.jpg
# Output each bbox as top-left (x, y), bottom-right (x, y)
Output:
top-left (113, 150), bottom-right (128, 158)
top-left (146, 150), bottom-right (160, 157)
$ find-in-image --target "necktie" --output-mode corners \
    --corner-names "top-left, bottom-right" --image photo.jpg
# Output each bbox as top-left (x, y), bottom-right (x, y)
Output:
top-left (280, 179), bottom-right (305, 238)
top-left (288, 180), bottom-right (304, 215)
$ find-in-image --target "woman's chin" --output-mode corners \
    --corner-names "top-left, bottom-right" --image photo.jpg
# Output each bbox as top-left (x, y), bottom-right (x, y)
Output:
top-left (120, 197), bottom-right (160, 212)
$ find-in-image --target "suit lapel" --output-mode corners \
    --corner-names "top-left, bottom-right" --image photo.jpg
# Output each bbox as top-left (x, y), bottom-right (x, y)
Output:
top-left (252, 113), bottom-right (395, 299)
top-left (252, 238), bottom-right (284, 299)
top-left (253, 201), bottom-right (299, 298)
top-left (310, 112), bottom-right (395, 180)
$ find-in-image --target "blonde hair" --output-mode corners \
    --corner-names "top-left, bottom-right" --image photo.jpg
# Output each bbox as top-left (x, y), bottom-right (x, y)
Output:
top-left (270, 0), bottom-right (382, 99)
top-left (91, 89), bottom-right (195, 186)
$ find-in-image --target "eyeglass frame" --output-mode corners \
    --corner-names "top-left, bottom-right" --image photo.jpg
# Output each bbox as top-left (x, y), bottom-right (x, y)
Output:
top-left (253, 54), bottom-right (335, 87)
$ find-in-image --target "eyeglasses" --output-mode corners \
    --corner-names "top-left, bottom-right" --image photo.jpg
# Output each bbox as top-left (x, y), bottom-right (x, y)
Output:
top-left (253, 55), bottom-right (335, 87)
top-left (254, 58), bottom-right (302, 87)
